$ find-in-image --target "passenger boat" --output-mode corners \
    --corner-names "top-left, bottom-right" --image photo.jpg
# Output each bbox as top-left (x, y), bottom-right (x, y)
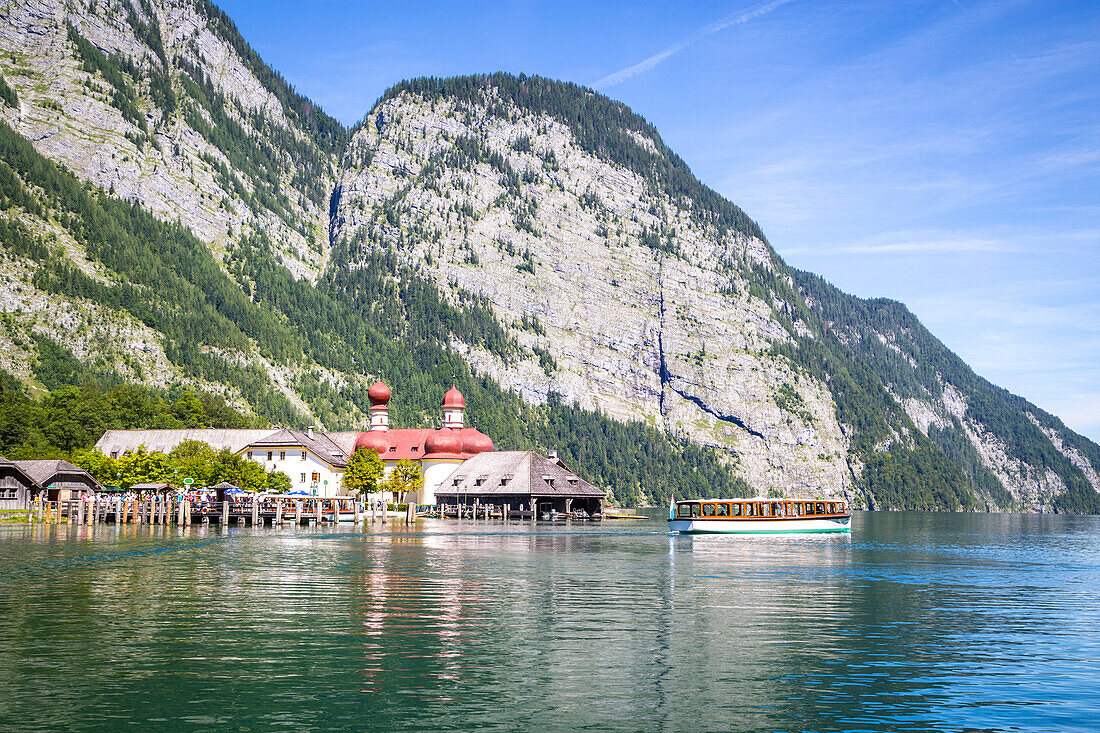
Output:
top-left (668, 497), bottom-right (851, 534)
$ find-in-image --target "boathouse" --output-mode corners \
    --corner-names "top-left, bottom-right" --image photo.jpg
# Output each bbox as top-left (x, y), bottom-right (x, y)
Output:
top-left (0, 457), bottom-right (41, 510)
top-left (12, 459), bottom-right (100, 502)
top-left (435, 451), bottom-right (605, 516)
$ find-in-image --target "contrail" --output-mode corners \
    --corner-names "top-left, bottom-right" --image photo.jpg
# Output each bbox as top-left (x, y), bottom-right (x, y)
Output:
top-left (593, 0), bottom-right (800, 89)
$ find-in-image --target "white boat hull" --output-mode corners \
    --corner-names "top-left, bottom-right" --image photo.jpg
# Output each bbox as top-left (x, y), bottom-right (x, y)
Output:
top-left (668, 516), bottom-right (850, 534)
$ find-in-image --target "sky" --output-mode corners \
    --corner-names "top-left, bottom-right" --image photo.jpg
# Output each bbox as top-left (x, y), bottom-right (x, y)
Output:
top-left (215, 0), bottom-right (1100, 442)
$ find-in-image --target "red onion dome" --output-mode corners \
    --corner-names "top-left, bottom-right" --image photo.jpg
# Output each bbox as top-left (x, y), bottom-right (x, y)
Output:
top-left (424, 429), bottom-right (462, 455)
top-left (368, 381), bottom-right (391, 407)
top-left (354, 431), bottom-right (389, 455)
top-left (462, 431), bottom-right (494, 455)
top-left (442, 386), bottom-right (465, 409)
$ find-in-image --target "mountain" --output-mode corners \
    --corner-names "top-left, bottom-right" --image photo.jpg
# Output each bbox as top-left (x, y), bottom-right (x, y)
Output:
top-left (2, 1), bottom-right (1098, 511)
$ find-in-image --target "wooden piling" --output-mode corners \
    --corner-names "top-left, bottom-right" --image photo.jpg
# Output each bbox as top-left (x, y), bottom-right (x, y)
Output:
top-left (184, 499), bottom-right (191, 526)
top-left (252, 499), bottom-right (260, 527)
top-left (221, 500), bottom-right (229, 525)
top-left (275, 499), bottom-right (283, 526)
top-left (315, 500), bottom-right (321, 525)
top-left (294, 500), bottom-right (302, 525)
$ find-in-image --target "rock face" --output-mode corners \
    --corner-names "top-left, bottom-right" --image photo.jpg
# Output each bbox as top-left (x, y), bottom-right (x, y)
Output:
top-left (0, 0), bottom-right (339, 278)
top-left (1, 3), bottom-right (1098, 511)
top-left (0, 0), bottom-right (347, 425)
top-left (332, 89), bottom-right (852, 497)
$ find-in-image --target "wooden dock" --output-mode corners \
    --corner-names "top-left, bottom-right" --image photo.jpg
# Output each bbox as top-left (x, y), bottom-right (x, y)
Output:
top-left (24, 497), bottom-right (365, 527)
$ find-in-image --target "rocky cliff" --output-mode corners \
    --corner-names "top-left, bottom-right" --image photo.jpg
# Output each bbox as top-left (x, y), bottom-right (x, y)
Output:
top-left (1, 2), bottom-right (1098, 511)
top-left (332, 79), bottom-right (852, 498)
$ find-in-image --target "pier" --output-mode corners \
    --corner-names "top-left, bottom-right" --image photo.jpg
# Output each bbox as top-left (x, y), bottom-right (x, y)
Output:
top-left (24, 496), bottom-right (362, 527)
top-left (21, 496), bottom-right (604, 526)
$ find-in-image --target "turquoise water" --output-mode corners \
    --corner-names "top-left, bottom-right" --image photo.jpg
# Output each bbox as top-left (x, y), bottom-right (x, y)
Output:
top-left (1, 512), bottom-right (1097, 731)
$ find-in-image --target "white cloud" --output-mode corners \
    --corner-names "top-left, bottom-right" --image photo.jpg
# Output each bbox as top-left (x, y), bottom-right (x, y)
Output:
top-left (592, 0), bottom-right (799, 89)
top-left (778, 234), bottom-right (1015, 257)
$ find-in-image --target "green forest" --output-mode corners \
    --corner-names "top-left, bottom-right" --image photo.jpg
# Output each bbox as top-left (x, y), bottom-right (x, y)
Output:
top-left (793, 269), bottom-right (1100, 514)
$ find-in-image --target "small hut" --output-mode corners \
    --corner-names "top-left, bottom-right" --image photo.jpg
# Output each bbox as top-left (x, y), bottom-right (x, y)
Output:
top-left (435, 450), bottom-right (605, 516)
top-left (209, 481), bottom-right (240, 503)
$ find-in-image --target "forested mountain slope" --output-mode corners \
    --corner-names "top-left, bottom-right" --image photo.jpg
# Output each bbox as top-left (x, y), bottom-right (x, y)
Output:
top-left (1, 1), bottom-right (1097, 511)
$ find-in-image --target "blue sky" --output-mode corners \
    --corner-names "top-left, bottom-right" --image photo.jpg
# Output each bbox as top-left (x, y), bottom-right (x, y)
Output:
top-left (217, 0), bottom-right (1100, 441)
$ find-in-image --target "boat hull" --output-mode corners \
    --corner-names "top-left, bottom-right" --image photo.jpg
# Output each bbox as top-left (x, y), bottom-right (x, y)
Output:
top-left (668, 516), bottom-right (850, 534)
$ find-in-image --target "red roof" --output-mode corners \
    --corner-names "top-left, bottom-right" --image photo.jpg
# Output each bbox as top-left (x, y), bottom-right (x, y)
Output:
top-left (368, 381), bottom-right (391, 407)
top-left (353, 428), bottom-right (493, 461)
top-left (442, 386), bottom-right (465, 409)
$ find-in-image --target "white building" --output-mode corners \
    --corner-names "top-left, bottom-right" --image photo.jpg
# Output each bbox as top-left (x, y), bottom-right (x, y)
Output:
top-left (95, 427), bottom-right (350, 497)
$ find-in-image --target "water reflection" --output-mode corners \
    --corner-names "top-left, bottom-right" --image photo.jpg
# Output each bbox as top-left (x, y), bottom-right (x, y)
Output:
top-left (0, 513), bottom-right (1098, 731)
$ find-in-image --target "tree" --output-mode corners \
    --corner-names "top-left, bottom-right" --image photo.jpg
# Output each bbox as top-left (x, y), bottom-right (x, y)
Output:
top-left (383, 458), bottom-right (423, 502)
top-left (344, 448), bottom-right (384, 497)
top-left (264, 470), bottom-right (292, 494)
top-left (210, 449), bottom-right (267, 491)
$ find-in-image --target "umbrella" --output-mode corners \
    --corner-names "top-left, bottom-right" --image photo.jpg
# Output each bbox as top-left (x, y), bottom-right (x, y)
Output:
top-left (286, 490), bottom-right (310, 496)
top-left (225, 486), bottom-right (247, 495)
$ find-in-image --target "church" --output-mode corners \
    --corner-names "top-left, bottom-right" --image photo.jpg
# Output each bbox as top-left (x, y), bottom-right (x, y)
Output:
top-left (351, 381), bottom-right (496, 505)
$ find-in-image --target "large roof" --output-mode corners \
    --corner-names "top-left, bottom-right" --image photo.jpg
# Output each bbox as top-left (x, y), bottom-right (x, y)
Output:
top-left (94, 429), bottom-right (350, 467)
top-left (96, 429), bottom-right (275, 455)
top-left (351, 428), bottom-right (492, 461)
top-left (436, 451), bottom-right (604, 499)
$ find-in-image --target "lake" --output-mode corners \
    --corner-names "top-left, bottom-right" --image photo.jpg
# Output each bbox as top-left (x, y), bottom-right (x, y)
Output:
top-left (1, 511), bottom-right (1097, 731)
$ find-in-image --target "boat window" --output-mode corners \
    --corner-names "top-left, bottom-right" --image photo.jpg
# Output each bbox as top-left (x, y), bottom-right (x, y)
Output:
top-left (760, 503), bottom-right (771, 517)
top-left (772, 502), bottom-right (783, 517)
top-left (716, 503), bottom-right (729, 517)
top-left (816, 502), bottom-right (826, 514)
top-left (702, 503), bottom-right (716, 517)
top-left (837, 502), bottom-right (845, 513)
top-left (827, 502), bottom-right (835, 514)
top-left (677, 504), bottom-right (692, 518)
top-left (803, 503), bottom-right (813, 515)
top-left (691, 503), bottom-right (701, 518)
top-left (731, 503), bottom-right (742, 516)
